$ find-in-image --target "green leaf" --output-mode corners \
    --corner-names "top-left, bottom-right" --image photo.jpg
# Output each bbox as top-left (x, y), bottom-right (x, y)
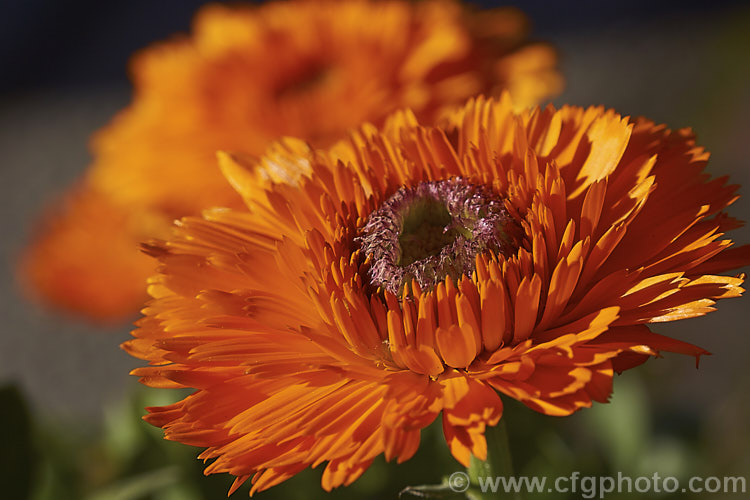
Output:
top-left (84, 466), bottom-right (181, 500)
top-left (467, 419), bottom-right (521, 500)
top-left (585, 374), bottom-right (648, 471)
top-left (399, 483), bottom-right (471, 499)
top-left (102, 396), bottom-right (148, 467)
top-left (0, 384), bottom-right (34, 500)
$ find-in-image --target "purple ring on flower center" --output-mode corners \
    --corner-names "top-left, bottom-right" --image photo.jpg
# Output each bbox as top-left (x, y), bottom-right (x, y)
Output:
top-left (358, 177), bottom-right (517, 295)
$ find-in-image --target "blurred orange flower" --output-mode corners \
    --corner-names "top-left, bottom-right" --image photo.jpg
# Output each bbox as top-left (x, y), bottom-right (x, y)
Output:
top-left (124, 94), bottom-right (749, 495)
top-left (22, 0), bottom-right (560, 322)
top-left (21, 188), bottom-right (162, 322)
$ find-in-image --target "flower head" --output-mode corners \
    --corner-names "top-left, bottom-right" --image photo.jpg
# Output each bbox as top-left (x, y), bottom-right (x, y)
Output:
top-left (125, 93), bottom-right (749, 495)
top-left (23, 0), bottom-right (560, 322)
top-left (20, 188), bottom-right (159, 321)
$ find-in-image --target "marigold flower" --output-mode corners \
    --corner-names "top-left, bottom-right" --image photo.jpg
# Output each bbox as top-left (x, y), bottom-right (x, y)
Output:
top-left (125, 94), bottom-right (749, 495)
top-left (23, 0), bottom-right (560, 322)
top-left (20, 188), bottom-right (160, 321)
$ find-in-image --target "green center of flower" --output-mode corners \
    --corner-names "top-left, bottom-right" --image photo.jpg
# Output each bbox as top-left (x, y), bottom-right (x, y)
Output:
top-left (358, 178), bottom-right (518, 295)
top-left (398, 198), bottom-right (465, 266)
top-left (275, 61), bottom-right (332, 99)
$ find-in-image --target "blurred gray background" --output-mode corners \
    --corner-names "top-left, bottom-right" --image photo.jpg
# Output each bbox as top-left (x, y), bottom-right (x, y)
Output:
top-left (0, 0), bottom-right (748, 478)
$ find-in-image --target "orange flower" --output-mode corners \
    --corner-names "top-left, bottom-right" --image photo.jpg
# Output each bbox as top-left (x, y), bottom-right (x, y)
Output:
top-left (20, 188), bottom-right (161, 321)
top-left (23, 0), bottom-right (560, 323)
top-left (125, 94), bottom-right (749, 495)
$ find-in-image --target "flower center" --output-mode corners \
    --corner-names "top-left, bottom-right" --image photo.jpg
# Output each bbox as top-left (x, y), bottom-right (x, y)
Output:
top-left (275, 60), bottom-right (332, 99)
top-left (398, 197), bottom-right (465, 266)
top-left (358, 178), bottom-right (517, 295)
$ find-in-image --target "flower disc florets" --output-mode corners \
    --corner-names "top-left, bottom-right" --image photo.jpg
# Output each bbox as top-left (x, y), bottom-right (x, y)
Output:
top-left (359, 178), bottom-right (517, 294)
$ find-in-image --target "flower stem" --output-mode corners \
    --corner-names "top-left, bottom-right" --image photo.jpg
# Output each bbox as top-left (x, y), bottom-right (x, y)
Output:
top-left (467, 419), bottom-right (521, 499)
